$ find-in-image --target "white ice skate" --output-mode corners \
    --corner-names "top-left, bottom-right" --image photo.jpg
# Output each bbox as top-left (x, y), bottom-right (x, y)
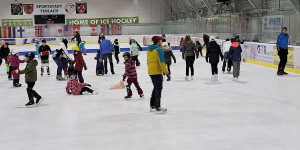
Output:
top-left (185, 76), bottom-right (189, 81)
top-left (154, 107), bottom-right (167, 114)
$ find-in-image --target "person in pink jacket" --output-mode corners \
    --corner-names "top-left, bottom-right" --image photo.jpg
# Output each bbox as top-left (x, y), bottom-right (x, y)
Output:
top-left (10, 50), bottom-right (25, 87)
top-left (66, 75), bottom-right (97, 95)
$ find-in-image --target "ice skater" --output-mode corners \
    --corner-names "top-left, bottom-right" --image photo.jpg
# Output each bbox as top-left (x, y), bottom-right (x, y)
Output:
top-left (276, 27), bottom-right (289, 75)
top-left (10, 50), bottom-right (25, 87)
top-left (113, 39), bottom-right (120, 64)
top-left (182, 35), bottom-right (199, 80)
top-left (0, 42), bottom-right (11, 76)
top-left (162, 42), bottom-right (176, 81)
top-left (39, 40), bottom-right (51, 76)
top-left (99, 36), bottom-right (115, 74)
top-left (72, 46), bottom-right (87, 83)
top-left (12, 52), bottom-right (43, 107)
top-left (222, 38), bottom-right (232, 73)
top-left (95, 50), bottom-right (104, 76)
top-left (122, 52), bottom-right (144, 99)
top-left (130, 39), bottom-right (142, 67)
top-left (147, 36), bottom-right (169, 113)
top-left (205, 36), bottom-right (223, 82)
top-left (79, 41), bottom-right (87, 55)
top-left (229, 38), bottom-right (242, 80)
top-left (53, 39), bottom-right (71, 80)
top-left (66, 75), bottom-right (97, 95)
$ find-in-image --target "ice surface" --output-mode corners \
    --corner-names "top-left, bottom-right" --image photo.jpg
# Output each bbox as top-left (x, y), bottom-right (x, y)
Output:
top-left (0, 51), bottom-right (300, 150)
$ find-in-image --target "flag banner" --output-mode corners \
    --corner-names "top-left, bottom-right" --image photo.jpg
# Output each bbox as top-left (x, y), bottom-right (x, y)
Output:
top-left (67, 17), bottom-right (139, 25)
top-left (90, 25), bottom-right (98, 36)
top-left (64, 25), bottom-right (73, 36)
top-left (16, 27), bottom-right (25, 38)
top-left (35, 26), bottom-right (43, 37)
top-left (115, 24), bottom-right (122, 35)
top-left (2, 19), bottom-right (33, 27)
top-left (73, 25), bottom-right (80, 36)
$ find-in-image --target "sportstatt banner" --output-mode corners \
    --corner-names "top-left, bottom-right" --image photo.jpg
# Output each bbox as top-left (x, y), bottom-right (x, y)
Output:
top-left (2, 19), bottom-right (33, 27)
top-left (67, 17), bottom-right (139, 25)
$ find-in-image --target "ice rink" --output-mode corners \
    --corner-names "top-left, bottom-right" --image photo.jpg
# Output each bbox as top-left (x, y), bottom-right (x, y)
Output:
top-left (0, 51), bottom-right (300, 150)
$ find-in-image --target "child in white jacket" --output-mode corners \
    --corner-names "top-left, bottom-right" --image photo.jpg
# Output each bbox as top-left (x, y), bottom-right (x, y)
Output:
top-left (52, 39), bottom-right (72, 80)
top-left (222, 38), bottom-right (232, 73)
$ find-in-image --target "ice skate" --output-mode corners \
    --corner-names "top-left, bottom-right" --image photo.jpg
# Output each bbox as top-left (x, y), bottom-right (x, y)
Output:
top-left (191, 76), bottom-right (194, 80)
top-left (13, 83), bottom-right (22, 87)
top-left (124, 95), bottom-right (132, 99)
top-left (64, 75), bottom-right (70, 80)
top-left (36, 96), bottom-right (44, 106)
top-left (167, 75), bottom-right (171, 81)
top-left (56, 75), bottom-right (65, 81)
top-left (185, 76), bottom-right (189, 81)
top-left (92, 91), bottom-right (99, 95)
top-left (154, 107), bottom-right (167, 114)
top-left (25, 101), bottom-right (35, 108)
top-left (150, 107), bottom-right (156, 112)
top-left (283, 71), bottom-right (288, 75)
top-left (140, 94), bottom-right (144, 98)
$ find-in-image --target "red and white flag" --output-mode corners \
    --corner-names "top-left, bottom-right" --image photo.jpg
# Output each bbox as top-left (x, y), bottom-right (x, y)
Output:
top-left (35, 26), bottom-right (43, 37)
top-left (73, 25), bottom-right (80, 36)
top-left (90, 25), bottom-right (98, 36)
top-left (115, 24), bottom-right (122, 35)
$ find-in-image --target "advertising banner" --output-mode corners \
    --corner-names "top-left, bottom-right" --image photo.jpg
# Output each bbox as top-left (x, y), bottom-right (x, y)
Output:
top-left (67, 17), bottom-right (139, 25)
top-left (28, 3), bottom-right (79, 15)
top-left (244, 43), bottom-right (274, 64)
top-left (292, 47), bottom-right (300, 69)
top-left (262, 16), bottom-right (283, 32)
top-left (273, 46), bottom-right (294, 69)
top-left (2, 19), bottom-right (33, 27)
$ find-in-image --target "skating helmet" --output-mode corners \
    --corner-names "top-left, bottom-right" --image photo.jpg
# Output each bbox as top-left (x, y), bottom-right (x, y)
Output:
top-left (25, 52), bottom-right (35, 61)
top-left (72, 46), bottom-right (79, 51)
top-left (123, 52), bottom-right (131, 61)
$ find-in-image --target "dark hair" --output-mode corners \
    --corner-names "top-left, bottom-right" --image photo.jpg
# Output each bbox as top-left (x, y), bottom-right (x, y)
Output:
top-left (162, 34), bottom-right (166, 37)
top-left (76, 31), bottom-right (79, 34)
top-left (102, 36), bottom-right (106, 39)
top-left (196, 41), bottom-right (200, 45)
top-left (5, 42), bottom-right (9, 46)
top-left (168, 42), bottom-right (171, 46)
top-left (282, 27), bottom-right (287, 31)
top-left (231, 38), bottom-right (236, 43)
top-left (42, 40), bottom-right (46, 43)
top-left (115, 39), bottom-right (118, 41)
top-left (226, 38), bottom-right (230, 41)
top-left (62, 39), bottom-right (68, 49)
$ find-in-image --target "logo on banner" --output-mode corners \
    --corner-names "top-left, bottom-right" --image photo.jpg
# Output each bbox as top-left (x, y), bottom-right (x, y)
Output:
top-left (65, 3), bottom-right (75, 14)
top-left (24, 4), bottom-right (34, 14)
top-left (11, 4), bottom-right (23, 15)
top-left (76, 3), bottom-right (87, 14)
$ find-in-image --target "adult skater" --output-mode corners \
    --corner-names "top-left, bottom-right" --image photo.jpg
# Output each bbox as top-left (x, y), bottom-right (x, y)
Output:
top-left (229, 38), bottom-right (242, 80)
top-left (276, 27), bottom-right (289, 75)
top-left (206, 36), bottom-right (223, 82)
top-left (99, 36), bottom-right (115, 74)
top-left (130, 39), bottom-right (141, 66)
top-left (203, 34), bottom-right (210, 48)
top-left (72, 31), bottom-right (82, 47)
top-left (12, 52), bottom-right (43, 107)
top-left (53, 39), bottom-right (71, 80)
top-left (98, 33), bottom-right (104, 44)
top-left (182, 35), bottom-right (199, 80)
top-left (147, 36), bottom-right (169, 113)
top-left (0, 42), bottom-right (10, 73)
top-left (222, 38), bottom-right (232, 73)
top-left (113, 39), bottom-right (120, 64)
top-left (39, 40), bottom-right (51, 76)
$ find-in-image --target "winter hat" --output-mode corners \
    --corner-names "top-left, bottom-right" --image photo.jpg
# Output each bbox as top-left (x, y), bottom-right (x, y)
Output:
top-left (152, 36), bottom-right (162, 44)
top-left (209, 36), bottom-right (215, 41)
top-left (162, 42), bottom-right (168, 47)
top-left (11, 49), bottom-right (18, 55)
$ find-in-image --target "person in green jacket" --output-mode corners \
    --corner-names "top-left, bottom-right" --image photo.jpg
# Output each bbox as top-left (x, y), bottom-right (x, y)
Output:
top-left (113, 39), bottom-right (120, 64)
top-left (13, 52), bottom-right (43, 107)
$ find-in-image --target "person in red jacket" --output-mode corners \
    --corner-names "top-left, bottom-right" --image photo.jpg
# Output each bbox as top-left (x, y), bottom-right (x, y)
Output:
top-left (72, 46), bottom-right (87, 83)
top-left (122, 52), bottom-right (144, 99)
top-left (66, 75), bottom-right (97, 95)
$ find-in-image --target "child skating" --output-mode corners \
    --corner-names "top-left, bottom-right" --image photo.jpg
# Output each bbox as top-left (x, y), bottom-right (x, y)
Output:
top-left (122, 52), bottom-right (144, 99)
top-left (162, 42), bottom-right (176, 81)
top-left (10, 50), bottom-right (25, 87)
top-left (94, 50), bottom-right (104, 76)
top-left (72, 46), bottom-right (87, 83)
top-left (39, 40), bottom-right (52, 76)
top-left (12, 52), bottom-right (43, 107)
top-left (66, 75), bottom-right (98, 95)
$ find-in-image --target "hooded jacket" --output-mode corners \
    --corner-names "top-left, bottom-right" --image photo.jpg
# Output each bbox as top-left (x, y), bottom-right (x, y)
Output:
top-left (206, 41), bottom-right (223, 64)
top-left (229, 42), bottom-right (242, 61)
top-left (19, 59), bottom-right (38, 82)
top-left (100, 39), bottom-right (115, 59)
top-left (222, 41), bottom-right (232, 53)
top-left (74, 51), bottom-right (86, 71)
top-left (163, 47), bottom-right (176, 65)
top-left (66, 79), bottom-right (89, 95)
top-left (147, 45), bottom-right (169, 75)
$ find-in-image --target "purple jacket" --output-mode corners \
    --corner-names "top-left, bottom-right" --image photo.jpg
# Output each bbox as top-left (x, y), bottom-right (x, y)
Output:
top-left (10, 55), bottom-right (25, 69)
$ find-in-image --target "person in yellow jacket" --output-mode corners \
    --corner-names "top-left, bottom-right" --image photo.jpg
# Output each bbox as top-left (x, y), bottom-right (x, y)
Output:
top-left (147, 36), bottom-right (170, 113)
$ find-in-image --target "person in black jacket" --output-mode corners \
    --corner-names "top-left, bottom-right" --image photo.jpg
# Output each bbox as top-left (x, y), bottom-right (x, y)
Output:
top-left (72, 31), bottom-right (82, 46)
top-left (203, 34), bottom-right (210, 48)
top-left (229, 39), bottom-right (243, 79)
top-left (196, 41), bottom-right (203, 57)
top-left (163, 42), bottom-right (176, 81)
top-left (0, 43), bottom-right (10, 74)
top-left (39, 40), bottom-right (52, 76)
top-left (206, 36), bottom-right (223, 82)
top-left (182, 35), bottom-right (199, 80)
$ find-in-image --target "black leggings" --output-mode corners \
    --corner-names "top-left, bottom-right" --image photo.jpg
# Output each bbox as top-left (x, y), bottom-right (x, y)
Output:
top-left (167, 64), bottom-right (171, 74)
top-left (132, 56), bottom-right (140, 66)
top-left (211, 63), bottom-right (218, 75)
top-left (74, 70), bottom-right (84, 83)
top-left (26, 82), bottom-right (41, 102)
top-left (103, 53), bottom-right (114, 74)
top-left (185, 56), bottom-right (195, 76)
top-left (278, 48), bottom-right (288, 72)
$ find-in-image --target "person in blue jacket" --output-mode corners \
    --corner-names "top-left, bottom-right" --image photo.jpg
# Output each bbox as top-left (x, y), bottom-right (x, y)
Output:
top-left (79, 41), bottom-right (87, 55)
top-left (35, 41), bottom-right (41, 59)
top-left (276, 27), bottom-right (289, 75)
top-left (99, 36), bottom-right (115, 74)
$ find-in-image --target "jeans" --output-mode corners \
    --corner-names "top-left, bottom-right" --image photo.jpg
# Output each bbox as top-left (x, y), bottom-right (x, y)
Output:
top-left (232, 61), bottom-right (241, 77)
top-left (222, 52), bottom-right (232, 72)
top-left (150, 75), bottom-right (163, 108)
top-left (126, 78), bottom-right (143, 96)
top-left (185, 56), bottom-right (195, 76)
top-left (278, 48), bottom-right (288, 72)
top-left (103, 53), bottom-right (115, 74)
top-left (211, 63), bottom-right (218, 75)
top-left (53, 57), bottom-right (63, 76)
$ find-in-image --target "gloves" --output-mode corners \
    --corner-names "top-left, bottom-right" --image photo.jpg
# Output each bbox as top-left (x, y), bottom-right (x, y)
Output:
top-left (84, 66), bottom-right (87, 70)
top-left (123, 75), bottom-right (126, 81)
top-left (11, 70), bottom-right (19, 76)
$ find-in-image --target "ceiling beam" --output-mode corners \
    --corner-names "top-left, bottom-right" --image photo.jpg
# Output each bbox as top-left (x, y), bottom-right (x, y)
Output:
top-left (201, 0), bottom-right (215, 15)
top-left (247, 0), bottom-right (262, 15)
top-left (174, 0), bottom-right (193, 18)
top-left (187, 0), bottom-right (202, 17)
top-left (159, 0), bottom-right (174, 18)
top-left (164, 0), bottom-right (184, 19)
top-left (286, 0), bottom-right (300, 13)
